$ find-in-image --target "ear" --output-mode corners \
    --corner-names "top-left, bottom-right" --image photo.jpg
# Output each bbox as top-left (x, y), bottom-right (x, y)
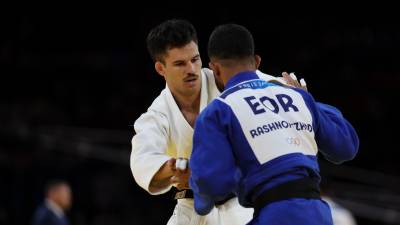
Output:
top-left (155, 61), bottom-right (165, 77)
top-left (208, 62), bottom-right (215, 72)
top-left (209, 61), bottom-right (221, 78)
top-left (255, 55), bottom-right (261, 69)
top-left (209, 61), bottom-right (224, 91)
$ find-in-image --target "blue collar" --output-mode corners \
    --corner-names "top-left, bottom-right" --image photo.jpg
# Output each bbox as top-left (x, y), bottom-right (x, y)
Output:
top-left (224, 71), bottom-right (260, 90)
top-left (220, 71), bottom-right (278, 99)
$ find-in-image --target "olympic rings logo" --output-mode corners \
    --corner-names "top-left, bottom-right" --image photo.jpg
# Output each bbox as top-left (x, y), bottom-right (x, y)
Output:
top-left (286, 137), bottom-right (301, 146)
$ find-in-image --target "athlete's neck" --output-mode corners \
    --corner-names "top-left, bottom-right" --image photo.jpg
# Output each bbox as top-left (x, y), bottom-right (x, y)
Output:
top-left (173, 91), bottom-right (201, 128)
top-left (173, 91), bottom-right (201, 114)
top-left (222, 65), bottom-right (256, 86)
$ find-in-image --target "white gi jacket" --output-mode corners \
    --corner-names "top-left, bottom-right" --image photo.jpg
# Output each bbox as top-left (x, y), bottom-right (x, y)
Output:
top-left (130, 68), bottom-right (284, 225)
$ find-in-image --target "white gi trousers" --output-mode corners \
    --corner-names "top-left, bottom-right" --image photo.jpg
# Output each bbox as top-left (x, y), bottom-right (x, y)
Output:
top-left (167, 198), bottom-right (253, 225)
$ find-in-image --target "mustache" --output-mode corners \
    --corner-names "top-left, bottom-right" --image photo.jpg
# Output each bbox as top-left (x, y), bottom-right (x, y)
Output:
top-left (183, 73), bottom-right (199, 81)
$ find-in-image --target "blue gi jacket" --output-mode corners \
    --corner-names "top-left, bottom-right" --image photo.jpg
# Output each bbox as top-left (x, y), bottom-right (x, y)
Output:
top-left (189, 71), bottom-right (359, 215)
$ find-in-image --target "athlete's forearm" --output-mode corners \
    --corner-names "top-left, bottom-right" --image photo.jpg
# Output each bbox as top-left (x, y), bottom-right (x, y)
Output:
top-left (149, 158), bottom-right (176, 192)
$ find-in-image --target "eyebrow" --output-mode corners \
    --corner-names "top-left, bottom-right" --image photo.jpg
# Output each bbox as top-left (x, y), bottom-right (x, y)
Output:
top-left (172, 54), bottom-right (200, 65)
top-left (172, 60), bottom-right (185, 65)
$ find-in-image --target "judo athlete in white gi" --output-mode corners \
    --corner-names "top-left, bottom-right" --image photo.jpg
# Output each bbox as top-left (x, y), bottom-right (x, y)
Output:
top-left (130, 19), bottom-right (264, 225)
top-left (130, 19), bottom-right (302, 225)
top-left (190, 24), bottom-right (359, 225)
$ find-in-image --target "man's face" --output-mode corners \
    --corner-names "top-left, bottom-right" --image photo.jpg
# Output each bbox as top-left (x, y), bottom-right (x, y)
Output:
top-left (52, 184), bottom-right (72, 210)
top-left (156, 41), bottom-right (202, 98)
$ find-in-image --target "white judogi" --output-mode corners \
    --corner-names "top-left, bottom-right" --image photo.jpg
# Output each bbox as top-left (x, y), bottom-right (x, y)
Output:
top-left (323, 197), bottom-right (357, 225)
top-left (130, 68), bottom-right (283, 225)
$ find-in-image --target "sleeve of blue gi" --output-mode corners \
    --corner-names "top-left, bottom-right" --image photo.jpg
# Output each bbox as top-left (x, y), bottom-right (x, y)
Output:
top-left (297, 88), bottom-right (359, 164)
top-left (189, 101), bottom-right (241, 215)
top-left (296, 89), bottom-right (359, 164)
top-left (313, 102), bottom-right (359, 163)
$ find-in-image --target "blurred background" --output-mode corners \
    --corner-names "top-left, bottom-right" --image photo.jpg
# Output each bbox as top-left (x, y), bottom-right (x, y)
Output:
top-left (1, 8), bottom-right (399, 225)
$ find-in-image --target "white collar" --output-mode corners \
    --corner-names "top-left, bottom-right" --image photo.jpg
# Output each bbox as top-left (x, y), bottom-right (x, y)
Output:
top-left (45, 199), bottom-right (64, 218)
top-left (199, 70), bottom-right (208, 111)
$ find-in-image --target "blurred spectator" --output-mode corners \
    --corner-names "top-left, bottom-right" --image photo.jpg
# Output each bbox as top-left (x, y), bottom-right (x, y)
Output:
top-left (31, 180), bottom-right (72, 225)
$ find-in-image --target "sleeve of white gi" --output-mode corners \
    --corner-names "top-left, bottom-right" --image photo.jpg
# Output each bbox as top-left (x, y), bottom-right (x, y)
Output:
top-left (189, 100), bottom-right (241, 215)
top-left (130, 110), bottom-right (172, 195)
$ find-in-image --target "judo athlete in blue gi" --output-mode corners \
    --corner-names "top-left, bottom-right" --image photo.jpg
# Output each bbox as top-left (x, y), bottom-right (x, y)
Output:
top-left (189, 24), bottom-right (359, 225)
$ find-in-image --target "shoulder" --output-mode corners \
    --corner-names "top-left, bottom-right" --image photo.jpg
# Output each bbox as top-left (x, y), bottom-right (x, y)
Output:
top-left (256, 70), bottom-right (287, 85)
top-left (134, 89), bottom-right (170, 130)
top-left (201, 67), bottom-right (214, 79)
top-left (198, 98), bottom-right (231, 121)
top-left (138, 88), bottom-right (171, 118)
top-left (31, 204), bottom-right (56, 224)
top-left (201, 67), bottom-right (216, 89)
top-left (146, 89), bottom-right (170, 113)
top-left (34, 203), bottom-right (51, 214)
top-left (201, 68), bottom-right (221, 97)
top-left (284, 86), bottom-right (316, 105)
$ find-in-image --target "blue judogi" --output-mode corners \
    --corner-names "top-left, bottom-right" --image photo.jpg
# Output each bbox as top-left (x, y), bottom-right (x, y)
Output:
top-left (190, 71), bottom-right (359, 225)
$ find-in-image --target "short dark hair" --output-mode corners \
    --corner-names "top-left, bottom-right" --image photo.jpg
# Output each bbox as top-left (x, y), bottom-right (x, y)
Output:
top-left (45, 179), bottom-right (68, 195)
top-left (146, 19), bottom-right (198, 62)
top-left (208, 24), bottom-right (254, 61)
